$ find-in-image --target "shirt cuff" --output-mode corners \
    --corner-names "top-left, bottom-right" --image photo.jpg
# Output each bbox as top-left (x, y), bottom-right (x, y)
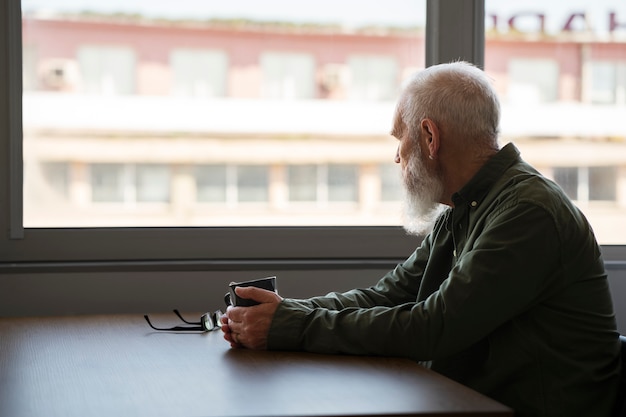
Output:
top-left (267, 298), bottom-right (312, 351)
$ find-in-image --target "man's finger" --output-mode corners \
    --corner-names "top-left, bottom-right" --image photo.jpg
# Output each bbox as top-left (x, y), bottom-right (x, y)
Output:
top-left (234, 286), bottom-right (279, 304)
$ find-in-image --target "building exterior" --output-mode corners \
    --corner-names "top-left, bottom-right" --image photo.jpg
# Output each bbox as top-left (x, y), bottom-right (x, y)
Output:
top-left (21, 12), bottom-right (626, 243)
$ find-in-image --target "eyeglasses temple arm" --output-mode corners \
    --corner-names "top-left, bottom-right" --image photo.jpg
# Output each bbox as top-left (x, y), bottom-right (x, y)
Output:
top-left (173, 309), bottom-right (201, 325)
top-left (144, 315), bottom-right (204, 332)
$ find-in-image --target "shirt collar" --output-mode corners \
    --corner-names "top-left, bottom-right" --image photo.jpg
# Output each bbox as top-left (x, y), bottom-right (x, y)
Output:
top-left (451, 142), bottom-right (520, 208)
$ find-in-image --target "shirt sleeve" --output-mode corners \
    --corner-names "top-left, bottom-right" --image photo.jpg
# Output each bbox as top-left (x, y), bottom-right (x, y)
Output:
top-left (267, 233), bottom-right (432, 351)
top-left (303, 242), bottom-right (432, 310)
top-left (268, 202), bottom-right (567, 361)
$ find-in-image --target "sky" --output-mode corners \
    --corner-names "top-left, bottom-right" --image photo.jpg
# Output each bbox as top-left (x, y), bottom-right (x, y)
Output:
top-left (21, 0), bottom-right (427, 28)
top-left (21, 0), bottom-right (626, 34)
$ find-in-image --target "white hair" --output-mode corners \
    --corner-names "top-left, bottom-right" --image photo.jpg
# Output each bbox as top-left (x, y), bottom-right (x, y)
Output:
top-left (396, 61), bottom-right (501, 155)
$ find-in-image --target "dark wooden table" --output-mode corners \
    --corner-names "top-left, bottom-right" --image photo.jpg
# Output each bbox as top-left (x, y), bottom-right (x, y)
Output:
top-left (0, 314), bottom-right (513, 417)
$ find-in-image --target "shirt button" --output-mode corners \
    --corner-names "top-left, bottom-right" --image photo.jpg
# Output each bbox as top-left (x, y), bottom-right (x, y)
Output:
top-left (471, 201), bottom-right (478, 207)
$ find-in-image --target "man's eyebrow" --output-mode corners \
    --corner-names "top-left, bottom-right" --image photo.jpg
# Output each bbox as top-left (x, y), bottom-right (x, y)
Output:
top-left (390, 121), bottom-right (404, 138)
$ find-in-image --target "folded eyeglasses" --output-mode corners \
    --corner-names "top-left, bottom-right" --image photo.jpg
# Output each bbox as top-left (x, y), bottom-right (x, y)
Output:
top-left (144, 309), bottom-right (223, 332)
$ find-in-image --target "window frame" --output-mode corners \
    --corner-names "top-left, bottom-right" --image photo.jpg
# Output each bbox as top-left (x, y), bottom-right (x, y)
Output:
top-left (2, 0), bottom-right (624, 272)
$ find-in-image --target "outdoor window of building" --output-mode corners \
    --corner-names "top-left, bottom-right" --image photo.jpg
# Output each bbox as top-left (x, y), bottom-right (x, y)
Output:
top-left (328, 164), bottom-right (359, 202)
top-left (21, 0), bottom-right (422, 229)
top-left (589, 166), bottom-right (617, 202)
top-left (171, 49), bottom-right (228, 98)
top-left (590, 61), bottom-right (626, 105)
top-left (288, 165), bottom-right (318, 202)
top-left (236, 165), bottom-right (269, 203)
top-left (77, 46), bottom-right (135, 95)
top-left (486, 0), bottom-right (626, 244)
top-left (286, 164), bottom-right (359, 204)
top-left (41, 162), bottom-right (70, 199)
top-left (507, 58), bottom-right (559, 103)
top-left (347, 55), bottom-right (399, 101)
top-left (91, 163), bottom-right (125, 202)
top-left (553, 167), bottom-right (579, 200)
top-left (260, 52), bottom-right (316, 99)
top-left (553, 166), bottom-right (618, 203)
top-left (91, 163), bottom-right (170, 203)
top-left (136, 164), bottom-right (170, 203)
top-left (379, 163), bottom-right (403, 202)
top-left (195, 165), bottom-right (228, 203)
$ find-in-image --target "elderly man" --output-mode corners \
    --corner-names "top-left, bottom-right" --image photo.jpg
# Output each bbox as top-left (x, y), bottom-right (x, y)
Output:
top-left (221, 61), bottom-right (621, 417)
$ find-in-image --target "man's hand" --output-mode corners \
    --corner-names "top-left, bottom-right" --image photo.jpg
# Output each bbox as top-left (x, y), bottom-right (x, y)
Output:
top-left (220, 286), bottom-right (282, 350)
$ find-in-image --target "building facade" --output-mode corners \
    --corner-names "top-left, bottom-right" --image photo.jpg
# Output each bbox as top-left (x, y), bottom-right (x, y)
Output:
top-left (21, 13), bottom-right (626, 243)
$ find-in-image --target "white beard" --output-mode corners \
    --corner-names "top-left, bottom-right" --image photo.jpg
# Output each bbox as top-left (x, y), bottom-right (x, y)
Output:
top-left (401, 152), bottom-right (446, 236)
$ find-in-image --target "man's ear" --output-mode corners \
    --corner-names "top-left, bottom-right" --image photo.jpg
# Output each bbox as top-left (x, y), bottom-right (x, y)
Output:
top-left (420, 118), bottom-right (440, 159)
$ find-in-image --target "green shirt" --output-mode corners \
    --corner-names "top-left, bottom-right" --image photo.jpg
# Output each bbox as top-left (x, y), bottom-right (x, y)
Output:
top-left (267, 143), bottom-right (620, 417)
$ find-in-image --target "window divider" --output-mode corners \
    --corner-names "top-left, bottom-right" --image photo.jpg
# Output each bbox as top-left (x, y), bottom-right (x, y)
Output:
top-left (426, 0), bottom-right (485, 68)
top-left (2, 0), bottom-right (24, 239)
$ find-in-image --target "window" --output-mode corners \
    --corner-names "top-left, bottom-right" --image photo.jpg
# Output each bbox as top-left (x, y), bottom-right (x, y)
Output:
top-left (20, 1), bottom-right (423, 229)
top-left (3, 0), bottom-right (623, 271)
top-left (486, 0), bottom-right (626, 244)
top-left (171, 49), bottom-right (228, 98)
top-left (288, 165), bottom-right (317, 202)
top-left (195, 164), bottom-right (271, 204)
top-left (553, 167), bottom-right (579, 200)
top-left (41, 162), bottom-right (70, 199)
top-left (553, 166), bottom-right (617, 203)
top-left (136, 164), bottom-right (170, 203)
top-left (508, 58), bottom-right (559, 103)
top-left (590, 61), bottom-right (626, 105)
top-left (589, 166), bottom-right (617, 202)
top-left (328, 164), bottom-right (358, 202)
top-left (196, 165), bottom-right (227, 203)
top-left (90, 163), bottom-right (170, 203)
top-left (91, 163), bottom-right (125, 202)
top-left (379, 163), bottom-right (403, 202)
top-left (77, 46), bottom-right (135, 95)
top-left (260, 52), bottom-right (316, 99)
top-left (286, 164), bottom-right (359, 204)
top-left (237, 165), bottom-right (268, 203)
top-left (347, 55), bottom-right (399, 101)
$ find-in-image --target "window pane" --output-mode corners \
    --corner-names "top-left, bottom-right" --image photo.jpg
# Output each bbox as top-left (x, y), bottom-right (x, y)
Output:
top-left (589, 166), bottom-right (616, 201)
top-left (77, 46), bottom-right (135, 95)
top-left (590, 62), bottom-right (617, 104)
top-left (380, 163), bottom-right (402, 201)
top-left (590, 61), bottom-right (626, 105)
top-left (22, 44), bottom-right (38, 91)
top-left (91, 164), bottom-right (125, 202)
top-left (171, 49), bottom-right (228, 98)
top-left (261, 52), bottom-right (315, 99)
top-left (196, 165), bottom-right (227, 202)
top-left (21, 0), bottom-right (424, 228)
top-left (288, 165), bottom-right (318, 202)
top-left (237, 165), bottom-right (268, 202)
top-left (36, 162), bottom-right (69, 198)
top-left (508, 58), bottom-right (558, 103)
top-left (328, 164), bottom-right (358, 202)
top-left (486, 0), bottom-right (626, 244)
top-left (136, 164), bottom-right (170, 202)
top-left (348, 55), bottom-right (399, 101)
top-left (553, 167), bottom-right (578, 201)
